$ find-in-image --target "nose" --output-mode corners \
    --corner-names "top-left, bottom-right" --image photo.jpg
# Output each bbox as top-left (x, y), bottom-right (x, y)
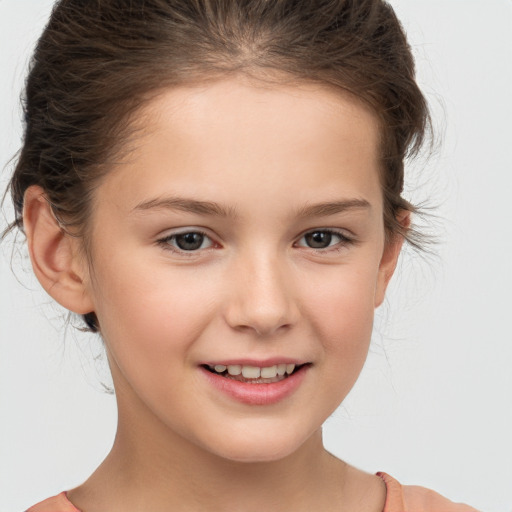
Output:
top-left (224, 250), bottom-right (299, 337)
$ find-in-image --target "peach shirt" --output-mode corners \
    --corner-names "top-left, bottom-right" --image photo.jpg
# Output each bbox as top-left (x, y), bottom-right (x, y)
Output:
top-left (26, 472), bottom-right (480, 512)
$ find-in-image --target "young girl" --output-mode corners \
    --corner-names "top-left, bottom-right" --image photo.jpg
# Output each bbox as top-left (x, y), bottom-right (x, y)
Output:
top-left (1, 1), bottom-right (484, 511)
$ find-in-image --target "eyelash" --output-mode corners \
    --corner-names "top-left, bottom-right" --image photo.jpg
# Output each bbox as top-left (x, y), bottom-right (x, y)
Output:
top-left (156, 228), bottom-right (355, 257)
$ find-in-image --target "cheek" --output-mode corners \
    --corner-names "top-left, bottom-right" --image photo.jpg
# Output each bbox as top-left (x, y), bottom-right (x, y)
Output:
top-left (305, 264), bottom-right (378, 375)
top-left (90, 253), bottom-right (219, 366)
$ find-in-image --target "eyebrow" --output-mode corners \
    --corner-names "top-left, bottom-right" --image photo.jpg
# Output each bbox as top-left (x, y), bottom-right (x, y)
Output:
top-left (294, 198), bottom-right (371, 218)
top-left (132, 196), bottom-right (238, 218)
top-left (131, 196), bottom-right (371, 219)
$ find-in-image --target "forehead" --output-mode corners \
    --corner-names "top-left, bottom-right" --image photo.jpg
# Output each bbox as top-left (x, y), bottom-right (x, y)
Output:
top-left (95, 77), bottom-right (383, 216)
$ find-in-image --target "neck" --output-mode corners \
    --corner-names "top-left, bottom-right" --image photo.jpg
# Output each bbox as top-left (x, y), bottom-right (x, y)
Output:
top-left (68, 398), bottom-right (350, 512)
top-left (110, 420), bottom-right (344, 510)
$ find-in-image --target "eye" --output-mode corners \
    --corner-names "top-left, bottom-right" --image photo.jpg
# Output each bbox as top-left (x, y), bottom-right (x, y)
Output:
top-left (296, 229), bottom-right (352, 250)
top-left (157, 230), bottom-right (214, 253)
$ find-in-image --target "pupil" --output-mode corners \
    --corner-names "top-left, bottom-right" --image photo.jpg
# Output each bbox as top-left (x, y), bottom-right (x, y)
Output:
top-left (306, 231), bottom-right (331, 248)
top-left (176, 233), bottom-right (203, 251)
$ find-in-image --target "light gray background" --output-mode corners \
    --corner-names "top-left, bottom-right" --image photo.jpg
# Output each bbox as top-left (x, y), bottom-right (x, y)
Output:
top-left (1, 1), bottom-right (511, 511)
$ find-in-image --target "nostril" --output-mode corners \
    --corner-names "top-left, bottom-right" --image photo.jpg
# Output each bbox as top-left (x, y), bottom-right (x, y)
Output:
top-left (223, 275), bottom-right (299, 336)
top-left (230, 322), bottom-right (291, 338)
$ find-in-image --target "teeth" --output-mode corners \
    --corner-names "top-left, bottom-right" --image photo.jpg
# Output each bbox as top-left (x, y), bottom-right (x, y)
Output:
top-left (286, 364), bottom-right (295, 375)
top-left (227, 365), bottom-right (242, 376)
top-left (241, 366), bottom-right (261, 379)
top-left (260, 365), bottom-right (277, 378)
top-left (212, 363), bottom-right (299, 379)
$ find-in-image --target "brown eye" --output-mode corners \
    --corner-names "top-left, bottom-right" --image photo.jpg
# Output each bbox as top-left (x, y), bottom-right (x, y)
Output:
top-left (175, 232), bottom-right (206, 251)
top-left (304, 231), bottom-right (334, 249)
top-left (157, 230), bottom-right (214, 253)
top-left (296, 229), bottom-right (352, 251)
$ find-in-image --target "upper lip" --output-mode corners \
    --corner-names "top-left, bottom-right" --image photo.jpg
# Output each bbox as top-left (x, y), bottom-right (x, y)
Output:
top-left (201, 357), bottom-right (309, 367)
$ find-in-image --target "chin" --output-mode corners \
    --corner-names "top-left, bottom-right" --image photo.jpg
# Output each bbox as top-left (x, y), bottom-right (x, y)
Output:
top-left (200, 422), bottom-right (318, 464)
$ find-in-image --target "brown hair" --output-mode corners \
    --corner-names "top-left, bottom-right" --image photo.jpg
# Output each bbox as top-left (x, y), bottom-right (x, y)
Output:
top-left (3, 0), bottom-right (431, 332)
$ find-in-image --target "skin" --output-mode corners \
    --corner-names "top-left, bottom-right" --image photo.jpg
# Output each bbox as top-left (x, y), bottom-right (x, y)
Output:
top-left (24, 76), bottom-right (407, 511)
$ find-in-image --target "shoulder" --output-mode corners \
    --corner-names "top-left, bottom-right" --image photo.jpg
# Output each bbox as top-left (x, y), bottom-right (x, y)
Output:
top-left (25, 492), bottom-right (80, 512)
top-left (377, 472), bottom-right (480, 512)
top-left (403, 484), bottom-right (480, 512)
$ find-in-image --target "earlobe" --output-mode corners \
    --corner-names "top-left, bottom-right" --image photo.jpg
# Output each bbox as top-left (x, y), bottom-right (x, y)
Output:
top-left (23, 185), bottom-right (95, 315)
top-left (374, 211), bottom-right (410, 308)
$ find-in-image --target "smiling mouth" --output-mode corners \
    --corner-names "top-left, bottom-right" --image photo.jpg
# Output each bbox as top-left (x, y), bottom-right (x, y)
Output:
top-left (202, 363), bottom-right (309, 384)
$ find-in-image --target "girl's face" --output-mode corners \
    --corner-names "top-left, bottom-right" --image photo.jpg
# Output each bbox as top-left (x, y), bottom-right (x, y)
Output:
top-left (83, 77), bottom-right (402, 462)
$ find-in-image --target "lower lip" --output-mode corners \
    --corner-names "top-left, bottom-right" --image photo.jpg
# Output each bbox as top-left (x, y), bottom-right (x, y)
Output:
top-left (200, 366), bottom-right (309, 406)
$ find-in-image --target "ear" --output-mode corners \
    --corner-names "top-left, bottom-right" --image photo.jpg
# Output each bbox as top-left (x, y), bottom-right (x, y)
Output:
top-left (23, 185), bottom-right (95, 315)
top-left (374, 210), bottom-right (410, 308)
